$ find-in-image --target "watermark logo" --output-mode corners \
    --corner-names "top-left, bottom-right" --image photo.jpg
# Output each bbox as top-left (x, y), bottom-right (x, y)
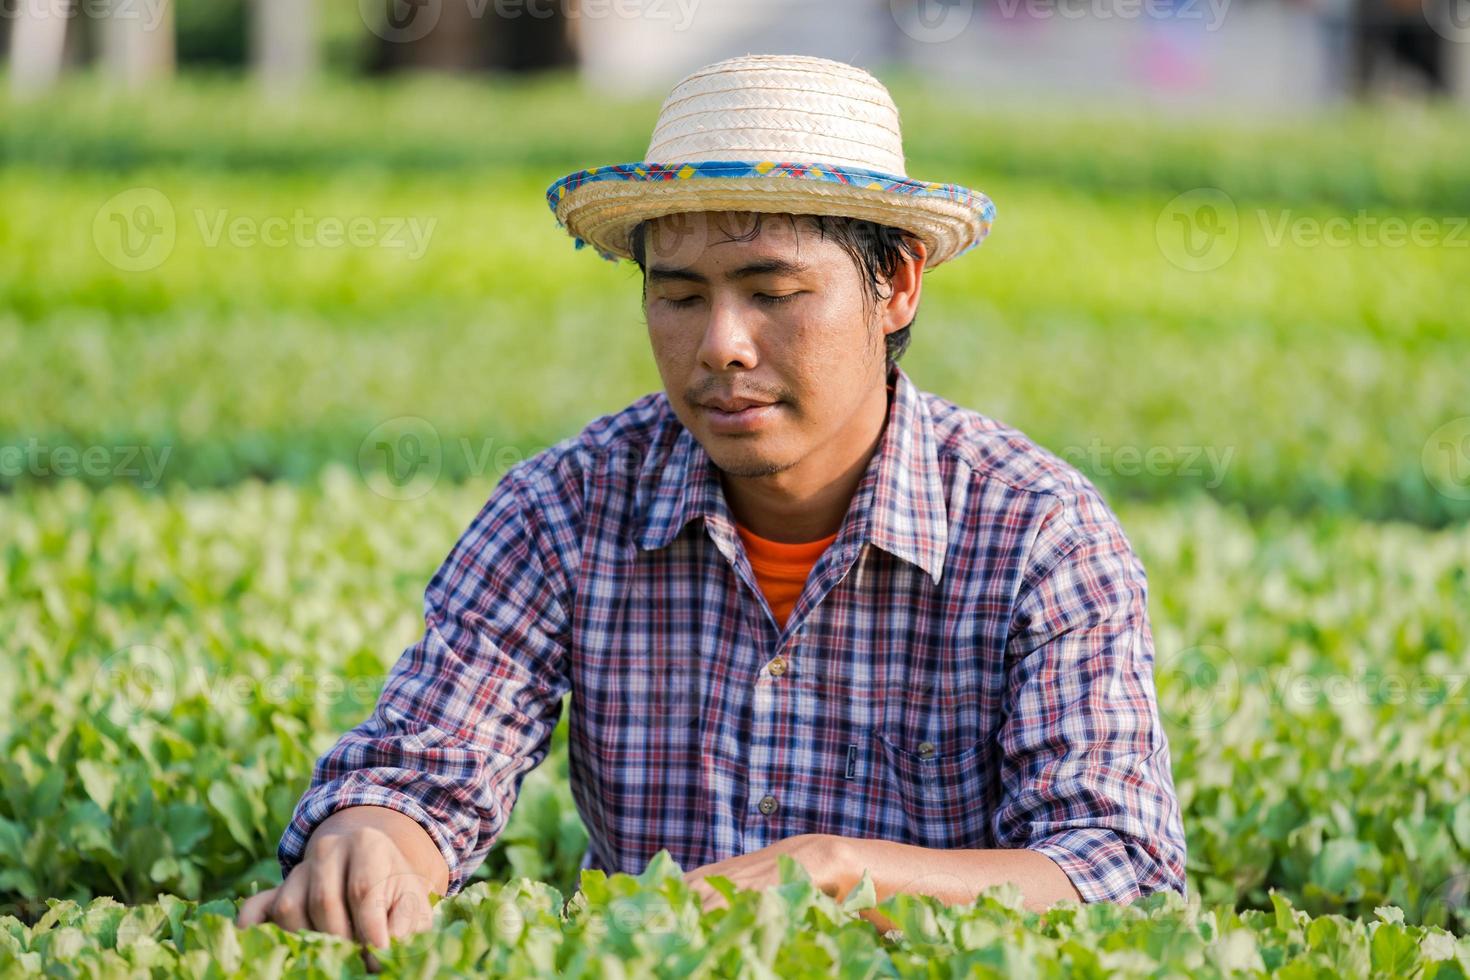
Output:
top-left (93, 188), bottom-right (176, 272)
top-left (355, 420), bottom-right (580, 501)
top-left (1156, 188), bottom-right (1238, 272)
top-left (640, 211), bottom-right (747, 272)
top-left (91, 644), bottom-right (177, 722)
top-left (1422, 417), bottom-right (1470, 501)
top-left (1423, 0), bottom-right (1470, 43)
top-left (1156, 643), bottom-right (1240, 732)
top-left (359, 416), bottom-right (444, 501)
top-left (1428, 872), bottom-right (1470, 933)
top-left (890, 0), bottom-right (974, 43)
top-left (362, 0), bottom-right (443, 42)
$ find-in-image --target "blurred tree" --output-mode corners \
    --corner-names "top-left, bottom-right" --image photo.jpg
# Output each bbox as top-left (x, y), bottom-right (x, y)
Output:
top-left (176, 0), bottom-right (248, 65)
top-left (8, 1), bottom-right (70, 98)
top-left (1349, 0), bottom-right (1451, 95)
top-left (365, 0), bottom-right (577, 74)
top-left (252, 0), bottom-right (318, 95)
top-left (101, 0), bottom-right (176, 89)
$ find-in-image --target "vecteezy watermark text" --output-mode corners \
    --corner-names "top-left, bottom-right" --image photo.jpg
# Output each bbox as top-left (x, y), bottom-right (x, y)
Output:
top-left (1, 438), bottom-right (171, 488)
top-left (1266, 667), bottom-right (1468, 709)
top-left (994, 0), bottom-right (1229, 29)
top-left (93, 188), bottom-right (438, 273)
top-left (361, 0), bottom-right (701, 43)
top-left (1157, 188), bottom-right (1469, 272)
top-left (0, 0), bottom-right (171, 31)
top-left (1059, 439), bottom-right (1235, 489)
top-left (1258, 210), bottom-right (1469, 250)
top-left (196, 209), bottom-right (436, 259)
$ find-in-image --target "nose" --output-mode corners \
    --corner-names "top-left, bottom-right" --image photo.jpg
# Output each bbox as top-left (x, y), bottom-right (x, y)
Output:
top-left (696, 293), bottom-right (759, 372)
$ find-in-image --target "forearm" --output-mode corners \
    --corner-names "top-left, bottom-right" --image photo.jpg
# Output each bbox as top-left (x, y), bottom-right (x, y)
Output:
top-left (825, 837), bottom-right (1082, 932)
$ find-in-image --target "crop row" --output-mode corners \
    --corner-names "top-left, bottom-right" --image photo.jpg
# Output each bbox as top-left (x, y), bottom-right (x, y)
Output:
top-left (4, 73), bottom-right (1468, 215)
top-left (3, 171), bottom-right (1468, 523)
top-left (1, 475), bottom-right (1466, 930)
top-left (4, 854), bottom-right (1468, 978)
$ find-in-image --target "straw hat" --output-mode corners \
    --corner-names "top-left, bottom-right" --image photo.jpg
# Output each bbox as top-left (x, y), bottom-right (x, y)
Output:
top-left (545, 54), bottom-right (995, 270)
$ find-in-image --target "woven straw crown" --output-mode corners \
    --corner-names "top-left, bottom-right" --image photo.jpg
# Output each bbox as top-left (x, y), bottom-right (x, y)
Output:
top-left (646, 55), bottom-right (908, 173)
top-left (546, 54), bottom-right (995, 269)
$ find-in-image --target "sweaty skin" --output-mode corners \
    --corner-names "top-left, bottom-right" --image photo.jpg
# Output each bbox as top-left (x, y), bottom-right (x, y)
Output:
top-left (642, 211), bottom-right (916, 544)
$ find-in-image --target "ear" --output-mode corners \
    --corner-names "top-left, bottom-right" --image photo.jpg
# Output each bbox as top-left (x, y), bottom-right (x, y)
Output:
top-left (879, 235), bottom-right (925, 339)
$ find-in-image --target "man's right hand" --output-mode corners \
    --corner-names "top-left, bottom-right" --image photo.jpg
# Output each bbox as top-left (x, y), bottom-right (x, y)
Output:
top-left (235, 804), bottom-right (451, 961)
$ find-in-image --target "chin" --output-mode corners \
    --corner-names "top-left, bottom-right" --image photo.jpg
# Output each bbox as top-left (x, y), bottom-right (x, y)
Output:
top-left (705, 443), bottom-right (791, 479)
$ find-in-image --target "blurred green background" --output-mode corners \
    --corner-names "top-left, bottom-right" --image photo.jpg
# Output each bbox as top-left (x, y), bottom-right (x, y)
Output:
top-left (2, 54), bottom-right (1468, 945)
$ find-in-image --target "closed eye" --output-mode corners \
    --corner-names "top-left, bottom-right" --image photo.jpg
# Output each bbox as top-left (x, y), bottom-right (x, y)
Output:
top-left (757, 292), bottom-right (802, 306)
top-left (660, 292), bottom-right (803, 308)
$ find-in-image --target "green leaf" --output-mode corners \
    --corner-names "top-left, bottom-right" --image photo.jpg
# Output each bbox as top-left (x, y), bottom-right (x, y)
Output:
top-left (205, 782), bottom-right (255, 849)
top-left (840, 869), bottom-right (876, 914)
top-left (1369, 923), bottom-right (1420, 976)
top-left (635, 849), bottom-right (682, 887)
top-left (703, 874), bottom-right (739, 905)
top-left (183, 912), bottom-right (243, 973)
top-left (75, 760), bottom-right (118, 813)
top-left (1452, 800), bottom-right (1470, 852)
top-left (163, 804), bottom-right (213, 855)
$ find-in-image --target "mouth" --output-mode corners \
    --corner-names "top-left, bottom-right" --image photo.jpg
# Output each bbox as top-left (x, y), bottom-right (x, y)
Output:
top-left (701, 395), bottom-right (776, 412)
top-left (700, 400), bottom-right (783, 433)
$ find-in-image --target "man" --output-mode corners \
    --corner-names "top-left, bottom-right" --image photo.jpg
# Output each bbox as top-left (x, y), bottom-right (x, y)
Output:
top-left (239, 54), bottom-right (1186, 948)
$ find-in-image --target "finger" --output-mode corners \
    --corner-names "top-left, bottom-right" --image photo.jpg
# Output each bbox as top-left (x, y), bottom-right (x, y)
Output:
top-left (306, 851), bottom-right (354, 939)
top-left (386, 884), bottom-right (436, 939)
top-left (269, 871), bottom-right (312, 934)
top-left (345, 858), bottom-right (396, 952)
top-left (236, 887), bottom-right (278, 929)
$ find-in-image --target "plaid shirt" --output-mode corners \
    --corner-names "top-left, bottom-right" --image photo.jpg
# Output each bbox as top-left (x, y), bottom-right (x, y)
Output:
top-left (279, 362), bottom-right (1188, 905)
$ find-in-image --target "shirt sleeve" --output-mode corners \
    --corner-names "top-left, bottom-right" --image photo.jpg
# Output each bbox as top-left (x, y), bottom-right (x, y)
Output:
top-left (276, 459), bottom-right (577, 895)
top-left (992, 489), bottom-right (1188, 905)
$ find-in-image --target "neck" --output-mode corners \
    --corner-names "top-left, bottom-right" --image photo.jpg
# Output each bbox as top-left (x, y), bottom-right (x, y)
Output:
top-left (720, 372), bottom-right (893, 544)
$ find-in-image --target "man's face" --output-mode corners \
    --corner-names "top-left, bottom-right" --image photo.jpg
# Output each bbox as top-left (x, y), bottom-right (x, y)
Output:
top-left (641, 210), bottom-right (911, 480)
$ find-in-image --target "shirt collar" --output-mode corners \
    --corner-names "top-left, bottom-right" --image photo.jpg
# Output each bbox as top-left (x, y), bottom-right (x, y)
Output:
top-left (634, 362), bottom-right (949, 586)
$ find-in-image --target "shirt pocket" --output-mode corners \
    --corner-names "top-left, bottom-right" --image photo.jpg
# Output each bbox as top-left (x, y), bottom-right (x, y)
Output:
top-left (870, 729), bottom-right (992, 850)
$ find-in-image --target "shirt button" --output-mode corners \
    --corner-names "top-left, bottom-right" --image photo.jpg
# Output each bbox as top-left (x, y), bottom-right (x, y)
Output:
top-left (757, 794), bottom-right (778, 815)
top-left (917, 741), bottom-right (936, 759)
top-left (767, 656), bottom-right (787, 677)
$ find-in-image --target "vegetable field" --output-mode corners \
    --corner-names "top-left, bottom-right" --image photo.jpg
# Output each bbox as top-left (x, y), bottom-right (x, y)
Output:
top-left (2, 73), bottom-right (1468, 976)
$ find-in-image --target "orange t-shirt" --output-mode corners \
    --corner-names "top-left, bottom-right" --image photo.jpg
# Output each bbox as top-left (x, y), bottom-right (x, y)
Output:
top-left (733, 520), bottom-right (840, 630)
top-left (731, 378), bottom-right (894, 629)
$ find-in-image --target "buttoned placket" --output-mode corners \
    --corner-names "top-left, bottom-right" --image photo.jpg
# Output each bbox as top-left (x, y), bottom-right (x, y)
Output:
top-left (707, 516), bottom-right (866, 852)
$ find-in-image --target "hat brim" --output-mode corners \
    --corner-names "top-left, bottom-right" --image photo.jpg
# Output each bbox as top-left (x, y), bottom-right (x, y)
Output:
top-left (546, 160), bottom-right (995, 269)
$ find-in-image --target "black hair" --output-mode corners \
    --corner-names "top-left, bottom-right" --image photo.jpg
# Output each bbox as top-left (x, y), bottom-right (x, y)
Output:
top-left (628, 212), bottom-right (924, 368)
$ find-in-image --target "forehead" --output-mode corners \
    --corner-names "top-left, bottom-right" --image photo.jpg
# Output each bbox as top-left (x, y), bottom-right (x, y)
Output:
top-left (640, 210), bottom-right (846, 270)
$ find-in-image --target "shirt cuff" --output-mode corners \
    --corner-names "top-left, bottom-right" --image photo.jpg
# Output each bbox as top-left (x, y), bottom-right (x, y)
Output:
top-left (276, 778), bottom-right (469, 896)
top-left (1028, 828), bottom-right (1147, 905)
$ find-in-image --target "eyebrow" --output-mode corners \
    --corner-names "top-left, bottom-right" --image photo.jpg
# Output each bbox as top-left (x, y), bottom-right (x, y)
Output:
top-left (645, 258), bottom-right (812, 286)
